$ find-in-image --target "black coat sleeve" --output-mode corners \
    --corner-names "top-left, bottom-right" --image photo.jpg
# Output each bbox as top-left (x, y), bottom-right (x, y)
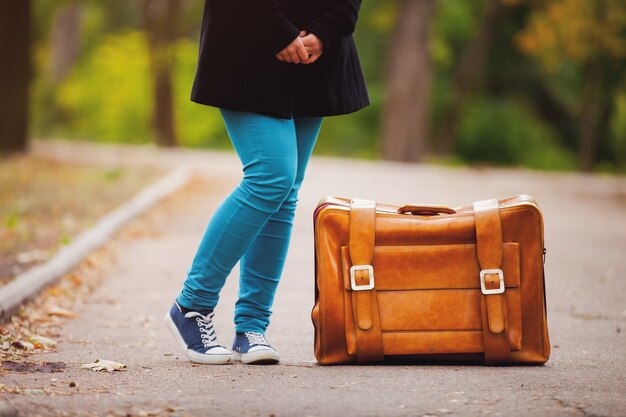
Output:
top-left (261, 0), bottom-right (301, 54)
top-left (304, 0), bottom-right (362, 50)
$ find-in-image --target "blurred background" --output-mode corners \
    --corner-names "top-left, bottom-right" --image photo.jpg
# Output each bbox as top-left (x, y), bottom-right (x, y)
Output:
top-left (1, 0), bottom-right (626, 172)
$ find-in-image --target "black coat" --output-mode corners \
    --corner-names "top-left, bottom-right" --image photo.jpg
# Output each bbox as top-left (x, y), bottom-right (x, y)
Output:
top-left (190, 0), bottom-right (369, 119)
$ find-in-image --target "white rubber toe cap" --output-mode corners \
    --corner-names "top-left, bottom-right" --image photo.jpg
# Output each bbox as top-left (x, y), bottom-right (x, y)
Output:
top-left (234, 346), bottom-right (280, 365)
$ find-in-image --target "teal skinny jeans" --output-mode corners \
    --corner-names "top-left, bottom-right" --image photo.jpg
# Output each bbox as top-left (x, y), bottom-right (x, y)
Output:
top-left (177, 108), bottom-right (324, 333)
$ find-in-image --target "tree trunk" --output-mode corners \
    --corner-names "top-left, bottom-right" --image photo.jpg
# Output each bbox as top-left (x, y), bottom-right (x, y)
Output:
top-left (578, 1), bottom-right (614, 172)
top-left (381, 0), bottom-right (436, 162)
top-left (435, 0), bottom-right (506, 155)
top-left (50, 1), bottom-right (82, 83)
top-left (141, 0), bottom-right (179, 147)
top-left (0, 0), bottom-right (31, 154)
top-left (578, 60), bottom-right (603, 172)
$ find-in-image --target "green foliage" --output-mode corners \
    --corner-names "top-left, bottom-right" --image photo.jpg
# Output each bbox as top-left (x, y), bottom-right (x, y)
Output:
top-left (456, 98), bottom-right (576, 170)
top-left (59, 233), bottom-right (72, 246)
top-left (172, 40), bottom-right (229, 149)
top-left (102, 168), bottom-right (124, 182)
top-left (514, 0), bottom-right (626, 170)
top-left (355, 0), bottom-right (394, 81)
top-left (609, 90), bottom-right (626, 168)
top-left (432, 0), bottom-right (482, 71)
top-left (55, 30), bottom-right (151, 143)
top-left (4, 212), bottom-right (19, 230)
top-left (33, 25), bottom-right (229, 147)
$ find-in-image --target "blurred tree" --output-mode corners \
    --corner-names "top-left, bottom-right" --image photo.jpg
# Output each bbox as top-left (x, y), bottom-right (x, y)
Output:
top-left (0, 0), bottom-right (32, 154)
top-left (516, 0), bottom-right (626, 171)
top-left (381, 0), bottom-right (436, 162)
top-left (50, 0), bottom-right (82, 83)
top-left (435, 0), bottom-right (508, 155)
top-left (141, 0), bottom-right (180, 147)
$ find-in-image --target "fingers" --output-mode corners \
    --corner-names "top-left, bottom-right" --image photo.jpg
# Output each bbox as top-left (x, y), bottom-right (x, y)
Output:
top-left (284, 38), bottom-right (307, 64)
top-left (275, 33), bottom-right (323, 64)
top-left (303, 44), bottom-right (320, 55)
top-left (288, 46), bottom-right (301, 64)
top-left (276, 49), bottom-right (291, 63)
top-left (302, 52), bottom-right (321, 65)
top-left (295, 41), bottom-right (309, 62)
top-left (301, 34), bottom-right (324, 53)
top-left (279, 48), bottom-right (322, 64)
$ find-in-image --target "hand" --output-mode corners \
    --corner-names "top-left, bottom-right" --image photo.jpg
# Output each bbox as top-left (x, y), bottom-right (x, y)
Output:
top-left (299, 31), bottom-right (324, 64)
top-left (275, 34), bottom-right (309, 64)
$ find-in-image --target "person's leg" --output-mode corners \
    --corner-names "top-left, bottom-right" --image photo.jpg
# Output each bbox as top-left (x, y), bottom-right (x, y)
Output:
top-left (234, 116), bottom-right (324, 333)
top-left (176, 109), bottom-right (299, 312)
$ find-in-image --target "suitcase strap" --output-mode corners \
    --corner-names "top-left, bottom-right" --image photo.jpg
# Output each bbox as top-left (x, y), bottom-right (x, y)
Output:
top-left (349, 198), bottom-right (384, 363)
top-left (473, 199), bottom-right (512, 364)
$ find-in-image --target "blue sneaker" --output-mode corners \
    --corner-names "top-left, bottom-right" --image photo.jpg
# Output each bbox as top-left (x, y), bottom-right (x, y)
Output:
top-left (232, 332), bottom-right (280, 364)
top-left (164, 301), bottom-right (232, 364)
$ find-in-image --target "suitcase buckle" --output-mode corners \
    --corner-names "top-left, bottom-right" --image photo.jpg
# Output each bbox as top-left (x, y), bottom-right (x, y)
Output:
top-left (350, 265), bottom-right (375, 291)
top-left (480, 269), bottom-right (505, 294)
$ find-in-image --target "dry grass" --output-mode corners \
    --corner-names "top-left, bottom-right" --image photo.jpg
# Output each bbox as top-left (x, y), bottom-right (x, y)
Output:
top-left (0, 153), bottom-right (163, 285)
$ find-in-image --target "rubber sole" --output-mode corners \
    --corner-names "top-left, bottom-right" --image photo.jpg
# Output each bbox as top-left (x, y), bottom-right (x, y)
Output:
top-left (233, 348), bottom-right (280, 365)
top-left (164, 313), bottom-right (233, 364)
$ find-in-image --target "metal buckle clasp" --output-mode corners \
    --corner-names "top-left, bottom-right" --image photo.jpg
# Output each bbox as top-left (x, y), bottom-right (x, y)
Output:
top-left (480, 268), bottom-right (505, 295)
top-left (350, 264), bottom-right (374, 291)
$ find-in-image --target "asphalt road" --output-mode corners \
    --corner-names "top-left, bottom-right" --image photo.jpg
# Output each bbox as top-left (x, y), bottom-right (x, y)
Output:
top-left (2, 142), bottom-right (625, 417)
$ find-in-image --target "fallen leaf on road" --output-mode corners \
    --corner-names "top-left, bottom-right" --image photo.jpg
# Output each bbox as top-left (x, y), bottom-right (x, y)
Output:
top-left (81, 359), bottom-right (127, 372)
top-left (21, 388), bottom-right (45, 395)
top-left (0, 384), bottom-right (20, 394)
top-left (28, 335), bottom-right (57, 347)
top-left (69, 274), bottom-right (82, 286)
top-left (165, 406), bottom-right (185, 412)
top-left (47, 306), bottom-right (78, 318)
top-left (11, 341), bottom-right (34, 350)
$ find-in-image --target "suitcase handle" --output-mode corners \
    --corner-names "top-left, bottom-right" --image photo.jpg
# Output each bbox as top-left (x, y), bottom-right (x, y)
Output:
top-left (398, 204), bottom-right (456, 216)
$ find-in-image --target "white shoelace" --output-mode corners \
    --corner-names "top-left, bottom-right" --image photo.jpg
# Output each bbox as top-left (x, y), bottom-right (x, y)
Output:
top-left (184, 311), bottom-right (223, 348)
top-left (245, 332), bottom-right (269, 347)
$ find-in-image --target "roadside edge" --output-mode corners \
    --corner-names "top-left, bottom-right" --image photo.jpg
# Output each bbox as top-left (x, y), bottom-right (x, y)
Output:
top-left (0, 165), bottom-right (191, 322)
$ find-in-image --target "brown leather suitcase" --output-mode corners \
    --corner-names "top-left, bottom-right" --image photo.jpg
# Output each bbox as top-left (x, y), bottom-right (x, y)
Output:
top-left (312, 195), bottom-right (550, 365)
